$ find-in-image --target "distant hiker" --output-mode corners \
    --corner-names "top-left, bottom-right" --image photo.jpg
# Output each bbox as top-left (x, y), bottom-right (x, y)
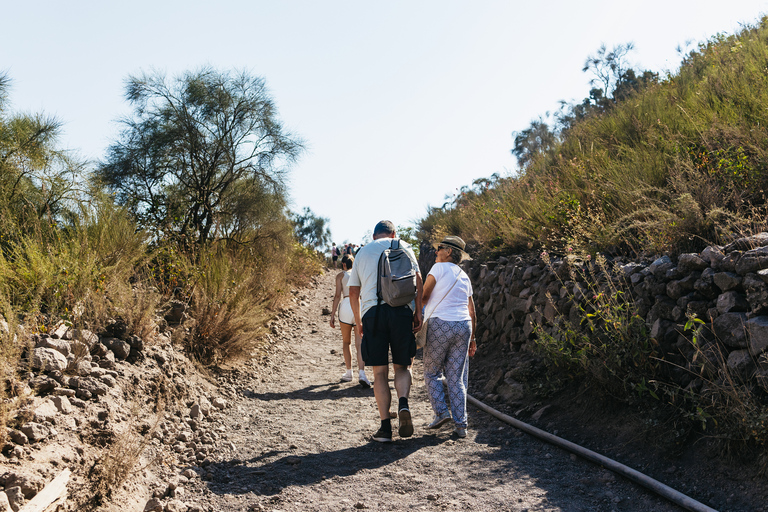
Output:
top-left (329, 254), bottom-right (371, 387)
top-left (331, 243), bottom-right (340, 268)
top-left (349, 220), bottom-right (423, 442)
top-left (344, 243), bottom-right (353, 256)
top-left (421, 236), bottom-right (476, 438)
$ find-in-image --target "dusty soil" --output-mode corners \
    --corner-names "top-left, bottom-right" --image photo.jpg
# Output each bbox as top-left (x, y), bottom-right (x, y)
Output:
top-left (175, 269), bottom-right (750, 512)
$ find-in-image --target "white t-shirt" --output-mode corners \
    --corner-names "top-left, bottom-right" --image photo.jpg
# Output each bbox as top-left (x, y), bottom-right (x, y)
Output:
top-left (426, 262), bottom-right (473, 322)
top-left (348, 237), bottom-right (420, 317)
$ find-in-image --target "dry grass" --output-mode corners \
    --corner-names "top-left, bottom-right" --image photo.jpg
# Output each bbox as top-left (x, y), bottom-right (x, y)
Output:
top-left (88, 379), bottom-right (167, 507)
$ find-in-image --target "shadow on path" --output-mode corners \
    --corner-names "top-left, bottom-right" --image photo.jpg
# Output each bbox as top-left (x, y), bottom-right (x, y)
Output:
top-left (202, 433), bottom-right (449, 497)
top-left (243, 381), bottom-right (374, 401)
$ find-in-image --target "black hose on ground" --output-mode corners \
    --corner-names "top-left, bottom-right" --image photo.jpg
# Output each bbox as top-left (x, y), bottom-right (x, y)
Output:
top-left (467, 395), bottom-right (718, 512)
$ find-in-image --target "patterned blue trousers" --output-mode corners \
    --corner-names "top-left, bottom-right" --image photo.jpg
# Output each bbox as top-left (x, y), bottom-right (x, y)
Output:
top-left (423, 317), bottom-right (472, 429)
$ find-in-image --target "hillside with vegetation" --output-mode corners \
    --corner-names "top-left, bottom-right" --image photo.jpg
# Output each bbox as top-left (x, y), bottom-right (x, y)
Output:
top-left (420, 18), bottom-right (768, 258)
top-left (417, 16), bottom-right (768, 470)
top-left (0, 67), bottom-right (329, 434)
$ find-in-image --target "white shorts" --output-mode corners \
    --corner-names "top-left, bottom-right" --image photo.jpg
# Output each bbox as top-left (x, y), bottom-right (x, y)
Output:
top-left (339, 297), bottom-right (356, 325)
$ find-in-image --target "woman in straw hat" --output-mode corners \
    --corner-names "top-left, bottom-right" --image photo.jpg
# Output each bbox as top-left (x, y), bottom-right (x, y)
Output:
top-left (420, 235), bottom-right (477, 438)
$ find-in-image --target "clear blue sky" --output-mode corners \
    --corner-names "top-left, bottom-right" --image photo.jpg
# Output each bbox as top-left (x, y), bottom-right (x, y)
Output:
top-left (2, 1), bottom-right (766, 246)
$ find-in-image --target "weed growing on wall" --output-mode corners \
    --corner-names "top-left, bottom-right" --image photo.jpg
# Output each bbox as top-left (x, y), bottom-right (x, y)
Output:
top-left (533, 252), bottom-right (658, 399)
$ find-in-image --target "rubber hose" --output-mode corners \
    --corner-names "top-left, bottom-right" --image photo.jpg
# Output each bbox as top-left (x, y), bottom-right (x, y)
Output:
top-left (467, 394), bottom-right (718, 512)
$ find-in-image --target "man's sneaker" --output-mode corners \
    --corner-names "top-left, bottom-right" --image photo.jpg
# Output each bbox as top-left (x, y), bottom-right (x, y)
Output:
top-left (398, 408), bottom-right (414, 438)
top-left (372, 427), bottom-right (392, 443)
top-left (453, 427), bottom-right (467, 438)
top-left (341, 370), bottom-right (352, 382)
top-left (359, 374), bottom-right (372, 388)
top-left (427, 412), bottom-right (452, 429)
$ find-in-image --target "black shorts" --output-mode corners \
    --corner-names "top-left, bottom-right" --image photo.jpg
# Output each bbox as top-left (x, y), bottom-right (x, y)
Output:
top-left (361, 304), bottom-right (416, 366)
top-left (332, 255), bottom-right (338, 261)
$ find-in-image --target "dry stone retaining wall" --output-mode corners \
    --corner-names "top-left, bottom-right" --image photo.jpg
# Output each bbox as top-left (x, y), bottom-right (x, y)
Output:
top-left (420, 232), bottom-right (768, 393)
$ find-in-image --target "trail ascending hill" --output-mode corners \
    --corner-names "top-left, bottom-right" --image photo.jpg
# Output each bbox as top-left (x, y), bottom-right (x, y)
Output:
top-left (179, 270), bottom-right (680, 512)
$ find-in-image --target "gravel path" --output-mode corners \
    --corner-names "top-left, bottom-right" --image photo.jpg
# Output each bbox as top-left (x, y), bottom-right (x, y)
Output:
top-left (182, 270), bottom-right (684, 512)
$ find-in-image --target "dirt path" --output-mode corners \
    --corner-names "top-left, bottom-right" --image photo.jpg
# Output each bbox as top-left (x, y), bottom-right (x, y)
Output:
top-left (181, 270), bottom-right (684, 512)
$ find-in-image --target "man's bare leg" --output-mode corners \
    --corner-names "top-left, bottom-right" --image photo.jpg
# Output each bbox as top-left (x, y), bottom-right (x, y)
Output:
top-left (372, 365), bottom-right (391, 420)
top-left (393, 363), bottom-right (413, 437)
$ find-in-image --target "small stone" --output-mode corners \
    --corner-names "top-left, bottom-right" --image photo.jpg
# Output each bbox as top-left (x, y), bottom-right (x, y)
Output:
top-left (212, 397), bottom-right (227, 410)
top-left (165, 498), bottom-right (187, 511)
top-left (31, 347), bottom-right (68, 372)
top-left (53, 387), bottom-right (76, 397)
top-left (33, 399), bottom-right (59, 423)
top-left (101, 337), bottom-right (131, 360)
top-left (20, 422), bottom-right (50, 443)
top-left (0, 492), bottom-right (11, 512)
top-left (4, 486), bottom-right (23, 511)
top-left (8, 430), bottom-right (27, 445)
top-left (143, 497), bottom-right (164, 512)
top-left (4, 472), bottom-right (43, 499)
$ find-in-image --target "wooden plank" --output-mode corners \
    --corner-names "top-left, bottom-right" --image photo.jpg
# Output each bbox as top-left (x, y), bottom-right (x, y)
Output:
top-left (18, 468), bottom-right (70, 512)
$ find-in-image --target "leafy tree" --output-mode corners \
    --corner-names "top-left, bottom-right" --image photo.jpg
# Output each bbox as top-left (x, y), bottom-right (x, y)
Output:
top-left (292, 207), bottom-right (331, 250)
top-left (0, 72), bottom-right (83, 240)
top-left (98, 67), bottom-right (304, 247)
top-left (397, 224), bottom-right (420, 258)
top-left (583, 42), bottom-right (635, 99)
top-left (613, 69), bottom-right (659, 102)
top-left (557, 45), bottom-right (658, 132)
top-left (512, 118), bottom-right (557, 169)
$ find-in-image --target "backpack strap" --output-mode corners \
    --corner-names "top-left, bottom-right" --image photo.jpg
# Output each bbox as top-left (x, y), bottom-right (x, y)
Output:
top-left (374, 239), bottom-right (401, 331)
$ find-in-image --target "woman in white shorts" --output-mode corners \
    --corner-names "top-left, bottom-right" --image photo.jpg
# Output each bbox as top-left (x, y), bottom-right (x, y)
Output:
top-left (330, 255), bottom-right (371, 387)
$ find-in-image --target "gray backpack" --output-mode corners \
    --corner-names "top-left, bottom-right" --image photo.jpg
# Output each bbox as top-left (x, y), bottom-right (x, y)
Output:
top-left (377, 239), bottom-right (417, 307)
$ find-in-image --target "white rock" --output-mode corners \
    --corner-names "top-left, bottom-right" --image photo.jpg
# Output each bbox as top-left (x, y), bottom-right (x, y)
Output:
top-left (212, 397), bottom-right (227, 410)
top-left (52, 395), bottom-right (73, 414)
top-left (0, 491), bottom-right (11, 512)
top-left (143, 497), bottom-right (164, 512)
top-left (177, 431), bottom-right (194, 443)
top-left (31, 347), bottom-right (68, 372)
top-left (35, 337), bottom-right (72, 357)
top-left (32, 399), bottom-right (58, 423)
top-left (164, 499), bottom-right (187, 512)
top-left (20, 422), bottom-right (50, 443)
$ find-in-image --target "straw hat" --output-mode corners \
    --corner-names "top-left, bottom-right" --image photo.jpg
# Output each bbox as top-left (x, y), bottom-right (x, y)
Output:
top-left (437, 235), bottom-right (470, 261)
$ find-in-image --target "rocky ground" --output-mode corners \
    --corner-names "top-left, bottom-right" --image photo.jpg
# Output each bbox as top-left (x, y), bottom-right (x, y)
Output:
top-left (0, 269), bottom-right (766, 511)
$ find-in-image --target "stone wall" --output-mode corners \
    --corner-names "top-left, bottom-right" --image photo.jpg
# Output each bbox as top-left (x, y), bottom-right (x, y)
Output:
top-left (420, 232), bottom-right (768, 392)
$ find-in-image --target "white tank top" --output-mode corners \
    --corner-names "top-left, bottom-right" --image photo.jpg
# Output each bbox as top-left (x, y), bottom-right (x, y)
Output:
top-left (341, 271), bottom-right (351, 298)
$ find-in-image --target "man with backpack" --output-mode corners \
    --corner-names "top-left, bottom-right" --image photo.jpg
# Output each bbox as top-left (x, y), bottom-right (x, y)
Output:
top-left (348, 220), bottom-right (423, 442)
